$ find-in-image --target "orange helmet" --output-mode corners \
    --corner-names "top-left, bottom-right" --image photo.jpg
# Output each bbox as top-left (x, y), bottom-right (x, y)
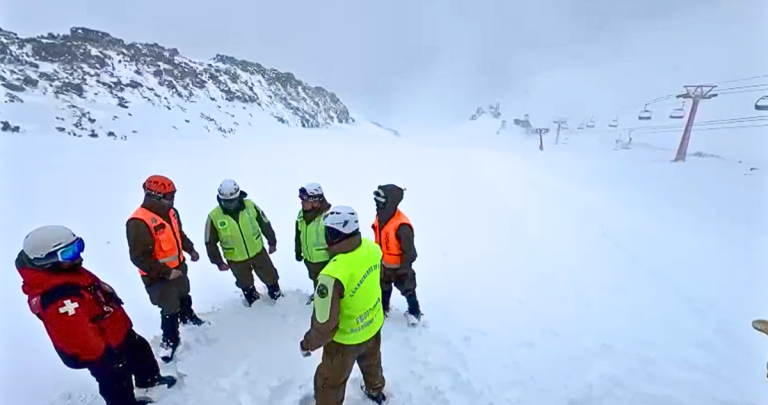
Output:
top-left (143, 175), bottom-right (176, 196)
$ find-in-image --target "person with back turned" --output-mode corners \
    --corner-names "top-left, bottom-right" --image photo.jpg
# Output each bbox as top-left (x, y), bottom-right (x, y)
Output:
top-left (299, 206), bottom-right (387, 404)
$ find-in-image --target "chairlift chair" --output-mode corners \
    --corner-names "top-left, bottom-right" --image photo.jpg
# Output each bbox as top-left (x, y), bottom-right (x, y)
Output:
top-left (586, 116), bottom-right (596, 128)
top-left (578, 123), bottom-right (585, 130)
top-left (608, 117), bottom-right (619, 128)
top-left (756, 95), bottom-right (768, 111)
top-left (669, 102), bottom-right (686, 119)
top-left (638, 104), bottom-right (652, 120)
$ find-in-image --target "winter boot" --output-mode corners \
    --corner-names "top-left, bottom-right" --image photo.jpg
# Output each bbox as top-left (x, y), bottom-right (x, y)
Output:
top-left (361, 384), bottom-right (387, 404)
top-left (242, 286), bottom-right (261, 306)
top-left (404, 292), bottom-right (422, 326)
top-left (179, 295), bottom-right (206, 326)
top-left (267, 283), bottom-right (283, 301)
top-left (135, 374), bottom-right (178, 390)
top-left (159, 313), bottom-right (180, 362)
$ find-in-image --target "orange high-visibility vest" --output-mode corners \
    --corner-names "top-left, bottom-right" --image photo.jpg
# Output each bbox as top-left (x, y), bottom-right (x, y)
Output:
top-left (129, 207), bottom-right (183, 275)
top-left (372, 209), bottom-right (412, 268)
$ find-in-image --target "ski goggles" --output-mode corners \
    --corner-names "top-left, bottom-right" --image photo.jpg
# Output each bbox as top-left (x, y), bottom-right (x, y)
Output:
top-left (31, 237), bottom-right (85, 267)
top-left (373, 189), bottom-right (386, 204)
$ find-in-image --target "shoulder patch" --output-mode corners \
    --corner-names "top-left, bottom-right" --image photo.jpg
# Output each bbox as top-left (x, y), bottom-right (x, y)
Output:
top-left (316, 283), bottom-right (329, 299)
top-left (313, 275), bottom-right (336, 323)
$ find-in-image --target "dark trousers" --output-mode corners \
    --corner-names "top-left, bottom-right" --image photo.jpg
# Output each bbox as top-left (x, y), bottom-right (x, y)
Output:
top-left (229, 249), bottom-right (280, 289)
top-left (381, 265), bottom-right (422, 316)
top-left (314, 330), bottom-right (385, 405)
top-left (88, 330), bottom-right (160, 405)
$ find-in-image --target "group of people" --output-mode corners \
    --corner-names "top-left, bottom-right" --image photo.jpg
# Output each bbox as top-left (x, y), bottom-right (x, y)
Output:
top-left (15, 174), bottom-right (423, 405)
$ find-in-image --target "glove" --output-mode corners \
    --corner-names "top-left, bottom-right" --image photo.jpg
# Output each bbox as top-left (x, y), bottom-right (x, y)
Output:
top-left (300, 341), bottom-right (311, 357)
top-left (190, 251), bottom-right (200, 262)
top-left (295, 252), bottom-right (303, 262)
top-left (268, 245), bottom-right (277, 254)
top-left (217, 263), bottom-right (230, 271)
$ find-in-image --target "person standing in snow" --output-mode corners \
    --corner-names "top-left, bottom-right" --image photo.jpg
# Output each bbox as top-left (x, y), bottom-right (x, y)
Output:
top-left (294, 183), bottom-right (332, 304)
top-left (17, 225), bottom-right (177, 405)
top-left (300, 206), bottom-right (387, 405)
top-left (204, 179), bottom-right (283, 306)
top-left (372, 184), bottom-right (423, 324)
top-left (126, 174), bottom-right (206, 362)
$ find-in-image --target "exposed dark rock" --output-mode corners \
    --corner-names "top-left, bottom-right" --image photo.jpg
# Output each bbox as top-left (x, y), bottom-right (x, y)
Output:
top-left (2, 82), bottom-right (25, 92)
top-left (5, 91), bottom-right (23, 103)
top-left (1, 120), bottom-right (21, 132)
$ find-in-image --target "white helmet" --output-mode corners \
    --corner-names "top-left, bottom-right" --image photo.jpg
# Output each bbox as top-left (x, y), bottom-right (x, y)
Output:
top-left (323, 205), bottom-right (360, 245)
top-left (23, 225), bottom-right (84, 266)
top-left (299, 182), bottom-right (324, 201)
top-left (218, 179), bottom-right (241, 200)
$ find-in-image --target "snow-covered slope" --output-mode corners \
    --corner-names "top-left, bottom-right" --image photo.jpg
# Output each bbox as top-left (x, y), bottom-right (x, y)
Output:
top-left (0, 26), bottom-right (353, 139)
top-left (1, 114), bottom-right (765, 404)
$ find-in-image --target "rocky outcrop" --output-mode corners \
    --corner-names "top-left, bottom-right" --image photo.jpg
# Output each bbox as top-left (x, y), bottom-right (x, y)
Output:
top-left (0, 26), bottom-right (353, 139)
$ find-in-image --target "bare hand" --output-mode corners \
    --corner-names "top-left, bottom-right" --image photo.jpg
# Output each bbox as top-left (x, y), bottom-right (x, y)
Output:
top-left (268, 245), bottom-right (277, 254)
top-left (190, 251), bottom-right (200, 262)
top-left (217, 263), bottom-right (230, 271)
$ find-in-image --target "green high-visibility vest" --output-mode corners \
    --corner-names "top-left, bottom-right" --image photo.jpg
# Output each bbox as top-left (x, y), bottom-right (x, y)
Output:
top-left (208, 199), bottom-right (265, 262)
top-left (297, 209), bottom-right (330, 263)
top-left (318, 238), bottom-right (384, 345)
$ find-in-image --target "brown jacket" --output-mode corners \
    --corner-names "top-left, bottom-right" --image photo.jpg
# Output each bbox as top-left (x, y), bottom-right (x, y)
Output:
top-left (204, 192), bottom-right (277, 266)
top-left (126, 196), bottom-right (195, 285)
top-left (300, 233), bottom-right (362, 351)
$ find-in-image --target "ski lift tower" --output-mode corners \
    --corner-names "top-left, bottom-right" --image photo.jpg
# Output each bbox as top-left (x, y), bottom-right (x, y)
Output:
top-left (672, 85), bottom-right (717, 162)
top-left (553, 118), bottom-right (567, 144)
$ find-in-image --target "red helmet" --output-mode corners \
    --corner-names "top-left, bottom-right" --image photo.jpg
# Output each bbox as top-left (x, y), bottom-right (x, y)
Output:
top-left (143, 175), bottom-right (176, 195)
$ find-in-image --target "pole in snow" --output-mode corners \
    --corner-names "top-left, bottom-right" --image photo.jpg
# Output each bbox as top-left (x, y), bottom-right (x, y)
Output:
top-left (553, 119), bottom-right (566, 145)
top-left (673, 85), bottom-right (717, 162)
top-left (534, 128), bottom-right (548, 151)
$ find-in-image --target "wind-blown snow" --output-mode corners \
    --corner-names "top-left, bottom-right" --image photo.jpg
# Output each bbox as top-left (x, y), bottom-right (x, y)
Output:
top-left (0, 114), bottom-right (765, 404)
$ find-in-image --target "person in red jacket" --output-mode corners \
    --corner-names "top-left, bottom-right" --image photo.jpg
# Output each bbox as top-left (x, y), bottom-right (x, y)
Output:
top-left (16, 225), bottom-right (176, 405)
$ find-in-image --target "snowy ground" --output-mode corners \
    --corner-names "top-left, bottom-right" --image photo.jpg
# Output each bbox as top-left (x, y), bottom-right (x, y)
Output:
top-left (1, 117), bottom-right (766, 405)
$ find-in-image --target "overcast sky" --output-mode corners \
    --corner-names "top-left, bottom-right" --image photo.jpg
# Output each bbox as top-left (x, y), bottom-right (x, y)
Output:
top-left (2, 0), bottom-right (766, 126)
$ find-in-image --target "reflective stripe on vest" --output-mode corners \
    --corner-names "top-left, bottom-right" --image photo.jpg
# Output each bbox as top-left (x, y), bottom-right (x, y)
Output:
top-left (372, 209), bottom-right (412, 268)
top-left (320, 238), bottom-right (384, 345)
top-left (209, 199), bottom-right (264, 262)
top-left (297, 209), bottom-right (329, 263)
top-left (129, 207), bottom-right (183, 275)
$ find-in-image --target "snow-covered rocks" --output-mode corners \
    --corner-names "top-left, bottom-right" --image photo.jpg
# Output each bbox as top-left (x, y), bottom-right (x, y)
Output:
top-left (0, 26), bottom-right (353, 139)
